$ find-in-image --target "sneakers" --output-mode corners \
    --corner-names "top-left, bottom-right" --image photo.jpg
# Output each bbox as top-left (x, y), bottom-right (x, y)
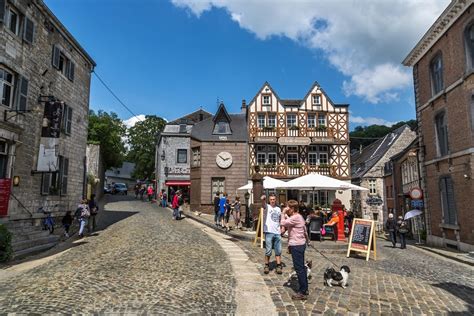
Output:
top-left (291, 292), bottom-right (308, 300)
top-left (276, 264), bottom-right (283, 275)
top-left (264, 264), bottom-right (270, 274)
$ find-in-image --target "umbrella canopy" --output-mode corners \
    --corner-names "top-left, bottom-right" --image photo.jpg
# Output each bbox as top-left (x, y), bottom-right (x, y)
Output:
top-left (404, 209), bottom-right (423, 220)
top-left (237, 176), bottom-right (287, 191)
top-left (275, 173), bottom-right (367, 191)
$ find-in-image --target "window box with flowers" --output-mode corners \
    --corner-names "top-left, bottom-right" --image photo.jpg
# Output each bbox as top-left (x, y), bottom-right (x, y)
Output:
top-left (289, 163), bottom-right (303, 169)
top-left (316, 125), bottom-right (326, 131)
top-left (288, 125), bottom-right (300, 131)
top-left (262, 126), bottom-right (276, 132)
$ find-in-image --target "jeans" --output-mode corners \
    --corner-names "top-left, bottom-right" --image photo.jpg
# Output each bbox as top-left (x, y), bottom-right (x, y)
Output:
top-left (399, 233), bottom-right (406, 249)
top-left (264, 233), bottom-right (282, 257)
top-left (289, 244), bottom-right (308, 294)
top-left (214, 208), bottom-right (219, 224)
top-left (173, 208), bottom-right (180, 219)
top-left (79, 218), bottom-right (88, 235)
top-left (389, 231), bottom-right (397, 246)
top-left (162, 199), bottom-right (167, 207)
top-left (88, 215), bottom-right (97, 232)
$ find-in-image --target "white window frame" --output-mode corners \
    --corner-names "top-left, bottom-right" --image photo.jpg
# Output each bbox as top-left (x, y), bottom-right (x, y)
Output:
top-left (256, 153), bottom-right (266, 165)
top-left (211, 177), bottom-right (225, 201)
top-left (267, 114), bottom-right (276, 127)
top-left (267, 152), bottom-right (277, 165)
top-left (257, 114), bottom-right (266, 128)
top-left (262, 95), bottom-right (271, 105)
top-left (287, 152), bottom-right (298, 165)
top-left (192, 147), bottom-right (201, 167)
top-left (308, 114), bottom-right (316, 128)
top-left (368, 179), bottom-right (377, 195)
top-left (308, 153), bottom-right (318, 166)
top-left (287, 114), bottom-right (297, 127)
top-left (318, 152), bottom-right (328, 164)
top-left (177, 149), bottom-right (187, 164)
top-left (312, 94), bottom-right (321, 105)
top-left (0, 68), bottom-right (14, 108)
top-left (7, 7), bottom-right (20, 36)
top-left (318, 114), bottom-right (326, 127)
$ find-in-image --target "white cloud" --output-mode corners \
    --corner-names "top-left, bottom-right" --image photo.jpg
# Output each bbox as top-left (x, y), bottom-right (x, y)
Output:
top-left (123, 115), bottom-right (146, 129)
top-left (351, 115), bottom-right (395, 127)
top-left (171, 0), bottom-right (449, 104)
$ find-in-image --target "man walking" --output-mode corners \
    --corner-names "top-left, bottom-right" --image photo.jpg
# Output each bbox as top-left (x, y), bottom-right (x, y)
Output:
top-left (263, 193), bottom-right (283, 274)
top-left (385, 213), bottom-right (397, 247)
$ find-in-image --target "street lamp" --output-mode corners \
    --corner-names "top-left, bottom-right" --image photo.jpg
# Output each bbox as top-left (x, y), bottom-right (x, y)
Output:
top-left (244, 191), bottom-right (250, 228)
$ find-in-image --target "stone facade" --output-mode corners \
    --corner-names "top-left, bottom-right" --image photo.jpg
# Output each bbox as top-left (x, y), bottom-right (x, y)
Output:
top-left (86, 144), bottom-right (104, 200)
top-left (0, 0), bottom-right (95, 232)
top-left (403, 0), bottom-right (474, 251)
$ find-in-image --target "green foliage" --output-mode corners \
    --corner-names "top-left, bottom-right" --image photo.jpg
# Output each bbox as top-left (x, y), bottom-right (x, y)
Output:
top-left (349, 120), bottom-right (417, 152)
top-left (88, 110), bottom-right (127, 170)
top-left (127, 115), bottom-right (167, 180)
top-left (0, 224), bottom-right (12, 262)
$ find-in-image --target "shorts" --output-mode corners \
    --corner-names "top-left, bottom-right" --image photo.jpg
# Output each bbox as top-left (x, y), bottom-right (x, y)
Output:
top-left (264, 233), bottom-right (282, 257)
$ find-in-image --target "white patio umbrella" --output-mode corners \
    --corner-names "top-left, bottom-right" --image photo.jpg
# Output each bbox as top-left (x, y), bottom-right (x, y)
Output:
top-left (237, 182), bottom-right (252, 191)
top-left (237, 176), bottom-right (287, 190)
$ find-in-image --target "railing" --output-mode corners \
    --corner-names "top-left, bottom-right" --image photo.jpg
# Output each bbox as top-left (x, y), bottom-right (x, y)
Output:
top-left (251, 127), bottom-right (336, 140)
top-left (254, 164), bottom-right (336, 177)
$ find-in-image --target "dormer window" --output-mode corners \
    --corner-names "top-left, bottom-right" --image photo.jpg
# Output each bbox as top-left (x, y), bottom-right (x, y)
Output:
top-left (213, 121), bottom-right (231, 134)
top-left (262, 94), bottom-right (271, 105)
top-left (312, 94), bottom-right (321, 105)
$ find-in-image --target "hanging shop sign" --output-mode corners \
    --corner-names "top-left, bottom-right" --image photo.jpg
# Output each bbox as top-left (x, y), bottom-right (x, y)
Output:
top-left (37, 101), bottom-right (62, 172)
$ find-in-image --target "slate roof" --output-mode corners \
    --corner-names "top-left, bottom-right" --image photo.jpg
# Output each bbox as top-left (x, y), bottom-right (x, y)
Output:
top-left (351, 125), bottom-right (410, 179)
top-left (191, 111), bottom-right (248, 142)
top-left (105, 162), bottom-right (136, 180)
top-left (166, 109), bottom-right (213, 125)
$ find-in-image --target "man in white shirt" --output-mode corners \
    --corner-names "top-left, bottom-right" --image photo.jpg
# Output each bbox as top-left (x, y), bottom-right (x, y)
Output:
top-left (262, 193), bottom-right (282, 274)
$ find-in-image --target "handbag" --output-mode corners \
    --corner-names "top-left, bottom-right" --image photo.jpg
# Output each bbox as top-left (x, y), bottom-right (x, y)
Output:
top-left (321, 227), bottom-right (326, 235)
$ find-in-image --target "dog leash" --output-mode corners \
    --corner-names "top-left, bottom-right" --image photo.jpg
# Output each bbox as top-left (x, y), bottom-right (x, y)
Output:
top-left (307, 243), bottom-right (340, 269)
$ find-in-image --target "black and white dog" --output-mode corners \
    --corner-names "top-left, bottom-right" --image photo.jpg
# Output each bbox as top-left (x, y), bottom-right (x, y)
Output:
top-left (323, 265), bottom-right (351, 288)
top-left (285, 260), bottom-right (313, 285)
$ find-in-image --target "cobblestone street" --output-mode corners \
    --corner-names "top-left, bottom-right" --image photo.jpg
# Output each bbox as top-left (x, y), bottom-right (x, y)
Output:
top-left (0, 196), bottom-right (237, 314)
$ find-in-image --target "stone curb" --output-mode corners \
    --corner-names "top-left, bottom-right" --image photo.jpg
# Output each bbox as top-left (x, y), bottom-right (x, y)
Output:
top-left (414, 245), bottom-right (474, 267)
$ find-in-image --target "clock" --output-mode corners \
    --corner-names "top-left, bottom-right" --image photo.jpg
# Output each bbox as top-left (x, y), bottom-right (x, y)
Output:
top-left (216, 151), bottom-right (233, 169)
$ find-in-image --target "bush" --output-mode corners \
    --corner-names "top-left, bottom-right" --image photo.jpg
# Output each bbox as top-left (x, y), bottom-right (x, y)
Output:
top-left (0, 224), bottom-right (13, 262)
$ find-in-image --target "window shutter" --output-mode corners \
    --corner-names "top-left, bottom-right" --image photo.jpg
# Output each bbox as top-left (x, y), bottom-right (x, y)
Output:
top-left (23, 17), bottom-right (35, 44)
top-left (41, 173), bottom-right (51, 195)
top-left (66, 106), bottom-right (72, 134)
top-left (62, 104), bottom-right (68, 132)
top-left (445, 177), bottom-right (456, 225)
top-left (52, 45), bottom-right (60, 69)
top-left (17, 76), bottom-right (28, 111)
top-left (0, 0), bottom-right (5, 23)
top-left (60, 157), bottom-right (68, 195)
top-left (67, 61), bottom-right (75, 81)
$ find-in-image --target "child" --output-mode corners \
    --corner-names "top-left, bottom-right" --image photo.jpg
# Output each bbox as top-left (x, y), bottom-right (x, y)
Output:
top-left (62, 211), bottom-right (73, 237)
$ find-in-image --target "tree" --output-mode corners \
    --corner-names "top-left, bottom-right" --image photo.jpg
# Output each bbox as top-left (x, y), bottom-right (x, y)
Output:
top-left (127, 115), bottom-right (167, 180)
top-left (88, 110), bottom-right (127, 170)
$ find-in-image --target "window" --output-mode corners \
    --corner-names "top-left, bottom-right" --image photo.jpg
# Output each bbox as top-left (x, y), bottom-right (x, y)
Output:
top-left (257, 153), bottom-right (266, 165)
top-left (439, 176), bottom-right (457, 225)
top-left (213, 121), bottom-right (231, 134)
top-left (465, 23), bottom-right (474, 70)
top-left (319, 152), bottom-right (328, 164)
top-left (0, 141), bottom-right (8, 179)
top-left (430, 53), bottom-right (444, 95)
top-left (368, 179), bottom-right (376, 195)
top-left (256, 145), bottom-right (277, 166)
top-left (318, 114), bottom-right (326, 127)
top-left (211, 178), bottom-right (225, 200)
top-left (312, 94), bottom-right (321, 105)
top-left (62, 104), bottom-right (73, 135)
top-left (287, 153), bottom-right (298, 164)
top-left (287, 114), bottom-right (297, 127)
top-left (59, 156), bottom-right (69, 195)
top-left (267, 152), bottom-right (277, 165)
top-left (435, 111), bottom-right (449, 156)
top-left (309, 153), bottom-right (318, 166)
top-left (23, 17), bottom-right (35, 44)
top-left (308, 114), bottom-right (316, 128)
top-left (192, 147), bottom-right (201, 167)
top-left (257, 114), bottom-right (266, 128)
top-left (0, 69), bottom-right (14, 108)
top-left (267, 114), bottom-right (276, 127)
top-left (177, 149), bottom-right (187, 163)
top-left (262, 94), bottom-right (271, 105)
top-left (41, 156), bottom-right (69, 195)
top-left (52, 45), bottom-right (75, 81)
top-left (7, 8), bottom-right (20, 35)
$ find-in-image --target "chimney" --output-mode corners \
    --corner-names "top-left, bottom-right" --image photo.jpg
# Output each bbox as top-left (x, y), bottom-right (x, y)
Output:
top-left (241, 99), bottom-right (247, 114)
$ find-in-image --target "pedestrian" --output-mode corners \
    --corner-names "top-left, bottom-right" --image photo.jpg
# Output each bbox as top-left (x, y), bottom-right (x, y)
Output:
top-left (385, 213), bottom-right (397, 248)
top-left (76, 199), bottom-right (90, 238)
top-left (178, 191), bottom-right (184, 219)
top-left (172, 190), bottom-right (180, 220)
top-left (299, 200), bottom-right (308, 220)
top-left (161, 190), bottom-right (167, 207)
top-left (170, 187), bottom-right (176, 206)
top-left (397, 215), bottom-right (408, 249)
top-left (262, 193), bottom-right (283, 275)
top-left (224, 197), bottom-right (232, 231)
top-left (88, 194), bottom-right (99, 232)
top-left (281, 199), bottom-right (309, 300)
top-left (139, 184), bottom-right (146, 201)
top-left (218, 193), bottom-right (227, 228)
top-left (147, 185), bottom-right (154, 202)
top-left (134, 183), bottom-right (140, 199)
top-left (62, 211), bottom-right (73, 238)
top-left (43, 211), bottom-right (54, 234)
top-left (233, 196), bottom-right (241, 229)
top-left (213, 192), bottom-right (220, 226)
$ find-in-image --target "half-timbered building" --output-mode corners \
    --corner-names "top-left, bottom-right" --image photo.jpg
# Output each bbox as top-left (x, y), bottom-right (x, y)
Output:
top-left (246, 82), bottom-right (351, 207)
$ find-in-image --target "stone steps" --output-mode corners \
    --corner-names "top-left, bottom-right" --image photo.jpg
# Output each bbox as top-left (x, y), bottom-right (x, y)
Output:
top-left (12, 241), bottom-right (59, 260)
top-left (12, 235), bottom-right (59, 253)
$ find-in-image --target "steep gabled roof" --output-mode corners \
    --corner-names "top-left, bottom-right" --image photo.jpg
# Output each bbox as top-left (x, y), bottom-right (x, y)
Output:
top-left (351, 125), bottom-right (410, 179)
top-left (248, 81), bottom-right (282, 105)
top-left (213, 103), bottom-right (232, 123)
top-left (167, 108), bottom-right (213, 125)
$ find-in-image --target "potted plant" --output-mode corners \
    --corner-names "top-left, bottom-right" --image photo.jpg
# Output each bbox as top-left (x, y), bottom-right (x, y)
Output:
top-left (288, 125), bottom-right (300, 130)
top-left (289, 163), bottom-right (303, 169)
top-left (319, 163), bottom-right (329, 169)
top-left (317, 125), bottom-right (326, 131)
top-left (262, 163), bottom-right (276, 169)
top-left (262, 126), bottom-right (276, 132)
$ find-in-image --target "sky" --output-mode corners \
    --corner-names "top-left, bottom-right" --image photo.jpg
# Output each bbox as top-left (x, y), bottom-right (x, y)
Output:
top-left (45, 0), bottom-right (450, 130)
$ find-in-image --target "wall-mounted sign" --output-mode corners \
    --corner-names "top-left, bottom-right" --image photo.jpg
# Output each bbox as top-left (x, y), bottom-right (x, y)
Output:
top-left (278, 137), bottom-right (311, 146)
top-left (255, 137), bottom-right (277, 143)
top-left (167, 167), bottom-right (190, 174)
top-left (366, 197), bottom-right (383, 206)
top-left (311, 137), bottom-right (334, 143)
top-left (411, 200), bottom-right (424, 208)
top-left (409, 187), bottom-right (423, 200)
top-left (41, 102), bottom-right (62, 138)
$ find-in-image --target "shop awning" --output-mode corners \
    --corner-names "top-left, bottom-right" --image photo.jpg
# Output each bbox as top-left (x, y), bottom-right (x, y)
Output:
top-left (165, 180), bottom-right (191, 186)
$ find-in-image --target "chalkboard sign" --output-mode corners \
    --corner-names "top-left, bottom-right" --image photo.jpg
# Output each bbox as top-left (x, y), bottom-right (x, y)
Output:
top-left (347, 218), bottom-right (376, 261)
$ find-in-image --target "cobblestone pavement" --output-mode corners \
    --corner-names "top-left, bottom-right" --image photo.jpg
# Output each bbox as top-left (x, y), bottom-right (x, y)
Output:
top-left (232, 234), bottom-right (474, 315)
top-left (0, 196), bottom-right (236, 314)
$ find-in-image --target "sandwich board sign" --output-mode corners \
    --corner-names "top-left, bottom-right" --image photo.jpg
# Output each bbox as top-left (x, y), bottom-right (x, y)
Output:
top-left (347, 218), bottom-right (377, 261)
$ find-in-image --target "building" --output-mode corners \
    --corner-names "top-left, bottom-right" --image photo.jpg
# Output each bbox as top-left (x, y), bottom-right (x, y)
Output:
top-left (155, 109), bottom-right (212, 202)
top-left (190, 104), bottom-right (248, 213)
top-left (246, 82), bottom-right (351, 207)
top-left (0, 0), bottom-right (95, 256)
top-left (403, 0), bottom-right (474, 251)
top-left (105, 162), bottom-right (136, 189)
top-left (351, 125), bottom-right (416, 230)
top-left (383, 140), bottom-right (424, 237)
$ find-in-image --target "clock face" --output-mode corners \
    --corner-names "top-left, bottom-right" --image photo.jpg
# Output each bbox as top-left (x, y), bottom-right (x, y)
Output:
top-left (216, 151), bottom-right (233, 169)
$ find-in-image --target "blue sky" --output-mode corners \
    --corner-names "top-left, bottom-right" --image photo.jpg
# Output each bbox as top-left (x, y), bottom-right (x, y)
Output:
top-left (45, 0), bottom-right (449, 130)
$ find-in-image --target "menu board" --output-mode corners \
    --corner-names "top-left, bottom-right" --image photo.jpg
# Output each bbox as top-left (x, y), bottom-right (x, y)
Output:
top-left (347, 218), bottom-right (376, 261)
top-left (0, 179), bottom-right (12, 217)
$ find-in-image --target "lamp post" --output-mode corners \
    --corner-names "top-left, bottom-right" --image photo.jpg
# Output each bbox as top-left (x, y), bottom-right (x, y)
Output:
top-left (244, 191), bottom-right (250, 228)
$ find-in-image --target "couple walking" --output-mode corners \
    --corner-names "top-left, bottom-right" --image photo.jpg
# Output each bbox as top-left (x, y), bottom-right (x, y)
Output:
top-left (263, 193), bottom-right (309, 300)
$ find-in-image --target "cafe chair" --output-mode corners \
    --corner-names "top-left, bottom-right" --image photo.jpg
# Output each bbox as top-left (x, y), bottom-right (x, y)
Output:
top-left (308, 217), bottom-right (323, 242)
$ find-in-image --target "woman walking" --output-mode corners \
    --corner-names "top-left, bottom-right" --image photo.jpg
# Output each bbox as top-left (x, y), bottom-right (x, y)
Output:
top-left (281, 199), bottom-right (309, 300)
top-left (233, 196), bottom-right (242, 229)
top-left (76, 199), bottom-right (90, 238)
top-left (397, 216), bottom-right (408, 249)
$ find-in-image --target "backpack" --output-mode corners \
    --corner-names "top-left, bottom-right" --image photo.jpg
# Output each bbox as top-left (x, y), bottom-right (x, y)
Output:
top-left (81, 207), bottom-right (90, 218)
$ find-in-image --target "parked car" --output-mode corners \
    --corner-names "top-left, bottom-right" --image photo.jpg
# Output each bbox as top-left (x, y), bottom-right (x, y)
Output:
top-left (104, 185), bottom-right (112, 194)
top-left (112, 183), bottom-right (128, 195)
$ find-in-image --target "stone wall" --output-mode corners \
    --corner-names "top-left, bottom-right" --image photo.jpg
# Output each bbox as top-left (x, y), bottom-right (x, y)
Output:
top-left (156, 134), bottom-right (190, 192)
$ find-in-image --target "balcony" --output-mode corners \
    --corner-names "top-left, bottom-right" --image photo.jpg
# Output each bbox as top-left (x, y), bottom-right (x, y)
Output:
top-left (251, 126), bottom-right (336, 140)
top-left (253, 163), bottom-right (336, 178)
